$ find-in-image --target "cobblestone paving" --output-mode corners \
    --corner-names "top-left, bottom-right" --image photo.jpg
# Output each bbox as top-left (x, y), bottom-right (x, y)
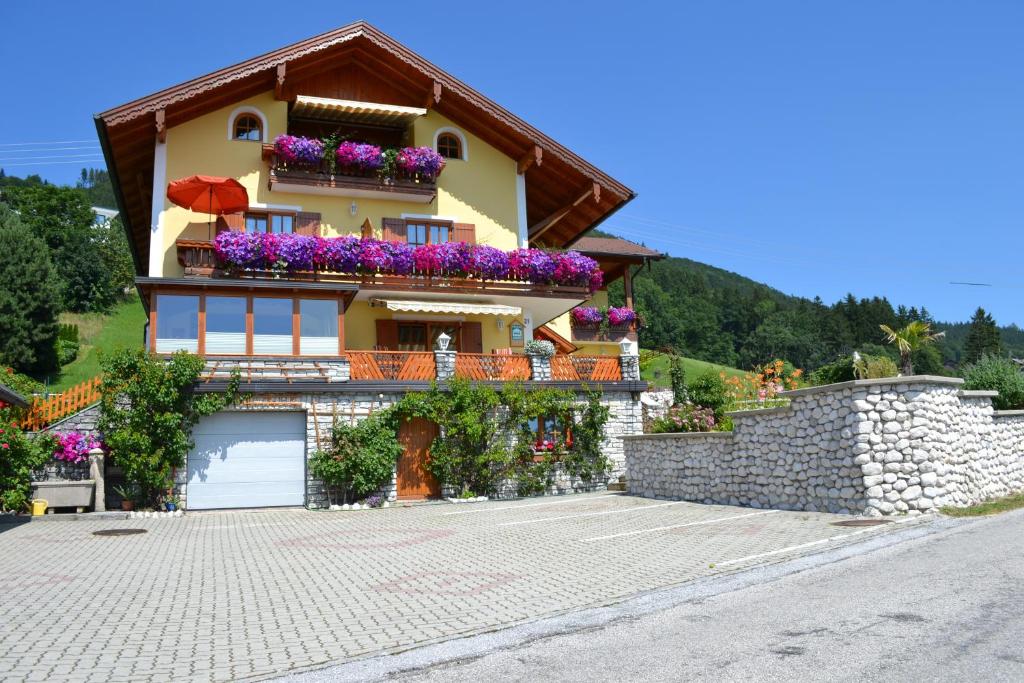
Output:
top-left (0, 494), bottom-right (925, 682)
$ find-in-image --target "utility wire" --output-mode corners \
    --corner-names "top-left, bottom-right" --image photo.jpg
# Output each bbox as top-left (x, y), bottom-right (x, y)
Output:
top-left (0, 145), bottom-right (100, 153)
top-left (0, 153), bottom-right (105, 162)
top-left (0, 159), bottom-right (105, 167)
top-left (0, 139), bottom-right (98, 147)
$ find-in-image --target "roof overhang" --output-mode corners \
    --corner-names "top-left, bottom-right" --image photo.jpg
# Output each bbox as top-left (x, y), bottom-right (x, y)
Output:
top-left (370, 298), bottom-right (520, 317)
top-left (0, 383), bottom-right (28, 408)
top-left (96, 21), bottom-right (635, 277)
top-left (292, 95), bottom-right (426, 126)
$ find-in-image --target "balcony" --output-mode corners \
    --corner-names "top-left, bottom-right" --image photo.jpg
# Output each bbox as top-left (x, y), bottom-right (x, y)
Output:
top-left (570, 324), bottom-right (638, 344)
top-left (261, 144), bottom-right (438, 203)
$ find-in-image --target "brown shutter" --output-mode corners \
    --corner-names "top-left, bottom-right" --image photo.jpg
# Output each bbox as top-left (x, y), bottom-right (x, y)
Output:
top-left (452, 223), bottom-right (476, 244)
top-left (216, 212), bottom-right (245, 233)
top-left (295, 211), bottom-right (321, 236)
top-left (375, 319), bottom-right (399, 350)
top-left (382, 217), bottom-right (406, 242)
top-left (461, 322), bottom-right (483, 354)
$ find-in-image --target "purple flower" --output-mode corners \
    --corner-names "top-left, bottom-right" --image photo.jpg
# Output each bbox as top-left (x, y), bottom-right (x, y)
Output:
top-left (273, 134), bottom-right (298, 164)
top-left (336, 142), bottom-right (383, 171)
top-left (275, 234), bottom-right (317, 270)
top-left (435, 241), bottom-right (473, 275)
top-left (319, 235), bottom-right (361, 273)
top-left (214, 231), bottom-right (264, 269)
top-left (468, 245), bottom-right (510, 280)
top-left (396, 146), bottom-right (446, 177)
top-left (290, 137), bottom-right (324, 166)
top-left (382, 241), bottom-right (414, 275)
top-left (607, 307), bottom-right (637, 327)
top-left (53, 431), bottom-right (103, 464)
top-left (412, 243), bottom-right (441, 274)
top-left (572, 307), bottom-right (604, 326)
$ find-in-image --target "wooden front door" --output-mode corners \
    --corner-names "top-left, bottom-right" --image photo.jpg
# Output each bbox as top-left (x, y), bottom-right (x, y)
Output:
top-left (397, 417), bottom-right (440, 499)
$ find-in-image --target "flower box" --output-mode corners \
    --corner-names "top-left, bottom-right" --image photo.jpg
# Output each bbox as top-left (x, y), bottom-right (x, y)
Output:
top-left (30, 480), bottom-right (95, 510)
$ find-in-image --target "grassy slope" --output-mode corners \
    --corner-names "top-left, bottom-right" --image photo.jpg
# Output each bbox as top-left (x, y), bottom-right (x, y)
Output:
top-left (53, 296), bottom-right (146, 391)
top-left (642, 352), bottom-right (745, 389)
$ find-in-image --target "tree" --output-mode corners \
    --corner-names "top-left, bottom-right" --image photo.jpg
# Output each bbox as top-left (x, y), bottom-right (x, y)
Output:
top-left (963, 307), bottom-right (1002, 365)
top-left (879, 321), bottom-right (945, 375)
top-left (0, 207), bottom-right (61, 376)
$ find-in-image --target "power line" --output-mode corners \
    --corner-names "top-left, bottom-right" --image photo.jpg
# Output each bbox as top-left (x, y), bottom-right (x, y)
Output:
top-left (0, 139), bottom-right (97, 147)
top-left (0, 159), bottom-right (105, 167)
top-left (0, 145), bottom-right (99, 153)
top-left (0, 153), bottom-right (105, 162)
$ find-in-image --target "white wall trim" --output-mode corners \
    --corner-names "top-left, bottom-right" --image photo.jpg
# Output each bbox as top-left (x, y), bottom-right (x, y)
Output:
top-left (249, 201), bottom-right (303, 212)
top-left (148, 139), bottom-right (168, 277)
top-left (515, 172), bottom-right (529, 248)
top-left (432, 126), bottom-right (468, 161)
top-left (226, 105), bottom-right (269, 143)
top-left (400, 212), bottom-right (460, 222)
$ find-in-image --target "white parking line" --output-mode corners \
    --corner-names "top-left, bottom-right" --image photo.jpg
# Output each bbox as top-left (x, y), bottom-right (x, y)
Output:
top-left (443, 493), bottom-right (621, 516)
top-left (579, 509), bottom-right (780, 543)
top-left (716, 516), bottom-right (919, 567)
top-left (498, 501), bottom-right (686, 527)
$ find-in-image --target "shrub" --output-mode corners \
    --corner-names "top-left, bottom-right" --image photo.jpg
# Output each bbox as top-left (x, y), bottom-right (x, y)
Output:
top-left (562, 387), bottom-right (610, 483)
top-left (98, 349), bottom-right (243, 506)
top-left (0, 424), bottom-right (55, 511)
top-left (854, 354), bottom-right (899, 380)
top-left (963, 355), bottom-right (1024, 411)
top-left (810, 356), bottom-right (856, 386)
top-left (668, 355), bottom-right (687, 405)
top-left (56, 338), bottom-right (79, 366)
top-left (1, 367), bottom-right (43, 399)
top-left (687, 371), bottom-right (730, 418)
top-left (810, 353), bottom-right (898, 386)
top-left (650, 403), bottom-right (717, 433)
top-left (310, 409), bottom-right (403, 505)
top-left (524, 339), bottom-right (555, 358)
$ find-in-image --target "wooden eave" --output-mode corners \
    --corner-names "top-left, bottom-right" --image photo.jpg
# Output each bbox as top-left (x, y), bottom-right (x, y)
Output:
top-left (95, 21), bottom-right (634, 276)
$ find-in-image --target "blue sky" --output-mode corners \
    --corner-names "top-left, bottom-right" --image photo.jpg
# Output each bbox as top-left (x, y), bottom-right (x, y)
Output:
top-left (2, 1), bottom-right (1022, 325)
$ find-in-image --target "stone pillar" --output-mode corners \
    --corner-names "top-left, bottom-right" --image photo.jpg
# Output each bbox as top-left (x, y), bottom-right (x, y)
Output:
top-left (620, 354), bottom-right (641, 381)
top-left (88, 448), bottom-right (105, 512)
top-left (435, 350), bottom-right (456, 381)
top-left (527, 353), bottom-right (552, 381)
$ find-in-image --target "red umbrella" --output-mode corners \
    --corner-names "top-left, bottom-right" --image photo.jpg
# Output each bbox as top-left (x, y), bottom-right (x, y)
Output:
top-left (166, 175), bottom-right (249, 239)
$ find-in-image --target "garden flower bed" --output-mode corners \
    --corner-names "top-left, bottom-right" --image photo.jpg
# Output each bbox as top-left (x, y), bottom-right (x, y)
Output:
top-left (213, 232), bottom-right (604, 290)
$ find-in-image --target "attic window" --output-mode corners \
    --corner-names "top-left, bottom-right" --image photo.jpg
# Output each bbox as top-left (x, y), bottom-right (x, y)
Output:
top-left (233, 114), bottom-right (262, 141)
top-left (436, 133), bottom-right (462, 160)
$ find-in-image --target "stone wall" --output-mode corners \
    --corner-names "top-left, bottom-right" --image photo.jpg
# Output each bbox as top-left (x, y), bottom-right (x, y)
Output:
top-left (173, 388), bottom-right (643, 509)
top-left (625, 377), bottom-right (1024, 516)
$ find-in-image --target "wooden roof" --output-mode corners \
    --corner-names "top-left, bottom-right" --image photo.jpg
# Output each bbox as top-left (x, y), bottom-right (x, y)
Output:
top-left (95, 21), bottom-right (635, 274)
top-left (574, 236), bottom-right (663, 261)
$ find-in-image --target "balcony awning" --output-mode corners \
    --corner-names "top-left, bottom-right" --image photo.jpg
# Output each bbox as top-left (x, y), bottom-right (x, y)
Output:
top-left (371, 298), bottom-right (521, 317)
top-left (292, 96), bottom-right (427, 127)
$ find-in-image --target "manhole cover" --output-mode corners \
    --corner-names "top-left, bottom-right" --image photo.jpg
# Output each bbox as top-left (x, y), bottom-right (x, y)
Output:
top-left (92, 528), bottom-right (148, 537)
top-left (830, 519), bottom-right (892, 528)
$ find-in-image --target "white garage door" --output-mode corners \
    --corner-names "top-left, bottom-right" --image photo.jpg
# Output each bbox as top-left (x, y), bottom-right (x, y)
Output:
top-left (186, 412), bottom-right (306, 510)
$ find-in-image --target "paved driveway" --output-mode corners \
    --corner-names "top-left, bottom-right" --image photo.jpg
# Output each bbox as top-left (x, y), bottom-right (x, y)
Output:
top-left (0, 493), bottom-right (924, 682)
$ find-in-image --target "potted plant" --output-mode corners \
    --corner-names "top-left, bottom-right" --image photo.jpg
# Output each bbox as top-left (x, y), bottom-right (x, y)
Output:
top-left (113, 484), bottom-right (135, 511)
top-left (163, 493), bottom-right (181, 512)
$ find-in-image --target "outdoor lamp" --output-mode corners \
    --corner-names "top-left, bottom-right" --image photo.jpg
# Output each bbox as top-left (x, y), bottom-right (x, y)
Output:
top-left (436, 332), bottom-right (451, 351)
top-left (619, 338), bottom-right (635, 356)
top-left (349, 201), bottom-right (358, 217)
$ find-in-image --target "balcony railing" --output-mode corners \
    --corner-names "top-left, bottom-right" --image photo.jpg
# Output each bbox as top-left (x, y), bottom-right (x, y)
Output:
top-left (569, 324), bottom-right (638, 343)
top-left (551, 355), bottom-right (623, 382)
top-left (262, 144), bottom-right (438, 203)
top-left (347, 351), bottom-right (436, 381)
top-left (454, 353), bottom-right (532, 381)
top-left (175, 240), bottom-right (591, 297)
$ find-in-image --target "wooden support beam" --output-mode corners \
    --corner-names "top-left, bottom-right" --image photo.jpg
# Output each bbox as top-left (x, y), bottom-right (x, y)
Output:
top-left (275, 63), bottom-right (287, 100)
top-left (425, 80), bottom-right (442, 108)
top-left (623, 266), bottom-right (634, 310)
top-left (517, 145), bottom-right (543, 174)
top-left (155, 109), bottom-right (166, 143)
top-left (592, 181), bottom-right (601, 203)
top-left (529, 185), bottom-right (594, 240)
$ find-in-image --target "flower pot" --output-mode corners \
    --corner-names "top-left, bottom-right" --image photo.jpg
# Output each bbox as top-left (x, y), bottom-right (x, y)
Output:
top-left (165, 503), bottom-right (177, 512)
top-left (121, 500), bottom-right (134, 512)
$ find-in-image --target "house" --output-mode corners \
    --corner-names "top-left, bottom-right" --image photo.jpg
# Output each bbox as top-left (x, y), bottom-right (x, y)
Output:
top-left (95, 21), bottom-right (657, 510)
top-left (0, 382), bottom-right (28, 410)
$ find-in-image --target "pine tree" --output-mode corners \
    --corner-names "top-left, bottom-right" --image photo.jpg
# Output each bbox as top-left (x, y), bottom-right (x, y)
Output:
top-left (964, 307), bottom-right (1002, 365)
top-left (0, 206), bottom-right (61, 376)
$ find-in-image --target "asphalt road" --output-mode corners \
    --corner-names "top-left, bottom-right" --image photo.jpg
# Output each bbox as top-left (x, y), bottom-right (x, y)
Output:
top-left (307, 509), bottom-right (1024, 682)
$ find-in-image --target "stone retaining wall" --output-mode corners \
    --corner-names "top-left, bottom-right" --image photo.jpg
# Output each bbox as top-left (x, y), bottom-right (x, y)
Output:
top-left (625, 377), bottom-right (1024, 516)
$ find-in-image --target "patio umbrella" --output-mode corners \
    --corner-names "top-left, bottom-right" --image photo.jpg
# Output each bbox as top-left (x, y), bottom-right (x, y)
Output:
top-left (166, 175), bottom-right (249, 239)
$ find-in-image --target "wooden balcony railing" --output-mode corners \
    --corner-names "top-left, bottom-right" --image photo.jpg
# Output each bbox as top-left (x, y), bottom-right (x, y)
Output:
top-left (263, 144), bottom-right (438, 203)
top-left (454, 353), bottom-right (531, 381)
top-left (19, 376), bottom-right (102, 431)
top-left (569, 324), bottom-right (638, 343)
top-left (550, 356), bottom-right (623, 382)
top-left (347, 351), bottom-right (436, 381)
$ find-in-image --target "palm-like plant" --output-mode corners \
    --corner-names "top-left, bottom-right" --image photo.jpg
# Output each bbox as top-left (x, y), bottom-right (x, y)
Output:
top-left (879, 321), bottom-right (945, 376)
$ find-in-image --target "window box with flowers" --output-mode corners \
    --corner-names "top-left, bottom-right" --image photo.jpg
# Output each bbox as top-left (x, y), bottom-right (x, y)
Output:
top-left (569, 306), bottom-right (641, 342)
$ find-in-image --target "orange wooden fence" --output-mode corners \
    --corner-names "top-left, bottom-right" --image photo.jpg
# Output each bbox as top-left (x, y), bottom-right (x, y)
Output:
top-left (347, 351), bottom-right (436, 381)
top-left (19, 376), bottom-right (102, 431)
top-left (550, 356), bottom-right (622, 382)
top-left (454, 353), bottom-right (531, 381)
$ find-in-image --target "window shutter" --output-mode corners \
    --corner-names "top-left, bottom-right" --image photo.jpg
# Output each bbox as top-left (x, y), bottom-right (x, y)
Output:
top-left (216, 212), bottom-right (245, 233)
top-left (382, 217), bottom-right (406, 242)
top-left (375, 319), bottom-right (399, 350)
top-left (452, 223), bottom-right (476, 244)
top-left (462, 322), bottom-right (483, 354)
top-left (295, 211), bottom-right (321, 236)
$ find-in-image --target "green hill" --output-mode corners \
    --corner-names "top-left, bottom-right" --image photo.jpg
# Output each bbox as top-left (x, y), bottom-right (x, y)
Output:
top-left (52, 296), bottom-right (146, 391)
top-left (642, 353), bottom-right (744, 389)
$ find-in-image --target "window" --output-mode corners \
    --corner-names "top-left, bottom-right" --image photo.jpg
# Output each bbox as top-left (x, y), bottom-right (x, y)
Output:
top-left (405, 220), bottom-right (451, 246)
top-left (245, 212), bottom-right (294, 234)
top-left (396, 322), bottom-right (461, 351)
top-left (299, 299), bottom-right (338, 355)
top-left (252, 297), bottom-right (293, 354)
top-left (233, 114), bottom-right (262, 141)
top-left (155, 295), bottom-right (199, 353)
top-left (205, 296), bottom-right (247, 354)
top-left (436, 132), bottom-right (462, 160)
top-left (528, 415), bottom-right (571, 451)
